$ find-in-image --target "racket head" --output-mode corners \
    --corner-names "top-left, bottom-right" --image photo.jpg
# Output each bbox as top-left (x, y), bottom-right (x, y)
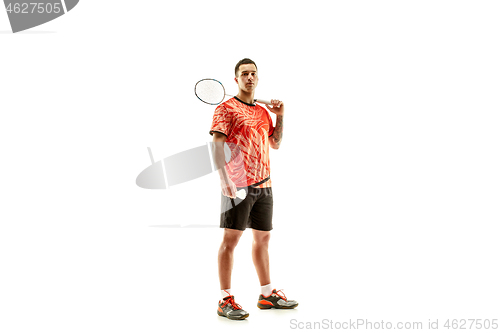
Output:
top-left (194, 79), bottom-right (226, 105)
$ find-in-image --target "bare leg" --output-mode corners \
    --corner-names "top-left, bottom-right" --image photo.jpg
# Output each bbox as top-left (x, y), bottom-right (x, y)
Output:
top-left (218, 228), bottom-right (244, 290)
top-left (252, 229), bottom-right (271, 286)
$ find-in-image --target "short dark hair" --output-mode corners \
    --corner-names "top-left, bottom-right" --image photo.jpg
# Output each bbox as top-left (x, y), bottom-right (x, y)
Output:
top-left (235, 58), bottom-right (257, 77)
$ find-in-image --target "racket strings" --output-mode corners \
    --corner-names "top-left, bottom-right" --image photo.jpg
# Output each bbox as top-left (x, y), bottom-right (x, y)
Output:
top-left (195, 79), bottom-right (225, 105)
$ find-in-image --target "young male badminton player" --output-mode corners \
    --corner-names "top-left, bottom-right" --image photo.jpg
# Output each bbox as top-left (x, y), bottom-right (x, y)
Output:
top-left (210, 58), bottom-right (298, 320)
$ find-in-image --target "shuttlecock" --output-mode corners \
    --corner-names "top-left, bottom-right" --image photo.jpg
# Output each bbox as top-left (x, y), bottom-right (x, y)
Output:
top-left (236, 189), bottom-right (247, 200)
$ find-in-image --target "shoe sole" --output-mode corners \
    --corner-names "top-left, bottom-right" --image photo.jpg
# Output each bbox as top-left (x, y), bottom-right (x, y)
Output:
top-left (257, 303), bottom-right (299, 310)
top-left (217, 311), bottom-right (249, 320)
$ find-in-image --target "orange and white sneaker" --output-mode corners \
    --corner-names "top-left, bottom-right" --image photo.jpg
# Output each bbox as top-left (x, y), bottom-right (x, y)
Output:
top-left (257, 289), bottom-right (299, 309)
top-left (217, 295), bottom-right (249, 320)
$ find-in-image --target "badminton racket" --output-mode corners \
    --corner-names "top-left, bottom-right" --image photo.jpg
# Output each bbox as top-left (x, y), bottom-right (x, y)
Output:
top-left (194, 78), bottom-right (271, 105)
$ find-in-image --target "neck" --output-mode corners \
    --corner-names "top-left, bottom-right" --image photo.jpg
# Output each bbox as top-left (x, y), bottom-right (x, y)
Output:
top-left (236, 90), bottom-right (255, 105)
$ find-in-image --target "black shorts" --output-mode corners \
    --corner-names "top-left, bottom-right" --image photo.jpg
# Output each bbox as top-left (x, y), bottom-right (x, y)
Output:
top-left (220, 187), bottom-right (273, 231)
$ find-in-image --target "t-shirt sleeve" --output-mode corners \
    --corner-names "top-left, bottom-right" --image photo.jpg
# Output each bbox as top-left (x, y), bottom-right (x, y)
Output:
top-left (209, 104), bottom-right (232, 137)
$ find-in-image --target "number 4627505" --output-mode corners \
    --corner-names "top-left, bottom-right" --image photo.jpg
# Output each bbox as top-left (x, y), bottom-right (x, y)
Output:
top-left (6, 3), bottom-right (62, 14)
top-left (444, 319), bottom-right (498, 330)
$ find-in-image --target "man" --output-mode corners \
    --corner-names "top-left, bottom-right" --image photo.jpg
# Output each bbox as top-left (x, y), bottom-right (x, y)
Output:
top-left (209, 58), bottom-right (298, 320)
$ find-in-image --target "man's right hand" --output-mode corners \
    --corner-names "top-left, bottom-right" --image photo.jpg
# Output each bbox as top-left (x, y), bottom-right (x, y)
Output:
top-left (221, 178), bottom-right (237, 199)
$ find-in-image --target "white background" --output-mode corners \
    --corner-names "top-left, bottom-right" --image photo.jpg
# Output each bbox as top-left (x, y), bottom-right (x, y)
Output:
top-left (1, 1), bottom-right (499, 332)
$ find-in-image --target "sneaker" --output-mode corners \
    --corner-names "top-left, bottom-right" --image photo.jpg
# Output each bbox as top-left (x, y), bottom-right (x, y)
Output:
top-left (217, 295), bottom-right (249, 320)
top-left (257, 289), bottom-right (298, 309)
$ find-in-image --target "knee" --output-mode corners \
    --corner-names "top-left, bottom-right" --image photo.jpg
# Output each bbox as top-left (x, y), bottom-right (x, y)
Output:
top-left (221, 236), bottom-right (241, 252)
top-left (253, 232), bottom-right (271, 247)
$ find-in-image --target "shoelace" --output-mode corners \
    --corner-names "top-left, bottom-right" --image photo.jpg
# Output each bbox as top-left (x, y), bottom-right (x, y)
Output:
top-left (274, 289), bottom-right (288, 301)
top-left (221, 291), bottom-right (242, 310)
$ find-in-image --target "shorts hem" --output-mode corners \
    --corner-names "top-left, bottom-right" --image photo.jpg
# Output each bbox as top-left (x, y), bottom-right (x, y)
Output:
top-left (219, 225), bottom-right (273, 232)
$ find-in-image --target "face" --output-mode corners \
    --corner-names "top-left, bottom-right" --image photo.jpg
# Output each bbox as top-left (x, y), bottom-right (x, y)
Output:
top-left (235, 63), bottom-right (258, 93)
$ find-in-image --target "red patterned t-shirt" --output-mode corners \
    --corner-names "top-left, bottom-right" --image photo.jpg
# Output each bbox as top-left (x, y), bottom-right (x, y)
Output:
top-left (210, 97), bottom-right (274, 188)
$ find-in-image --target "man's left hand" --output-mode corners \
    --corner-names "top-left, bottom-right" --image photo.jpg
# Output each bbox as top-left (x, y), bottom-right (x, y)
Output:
top-left (265, 99), bottom-right (284, 116)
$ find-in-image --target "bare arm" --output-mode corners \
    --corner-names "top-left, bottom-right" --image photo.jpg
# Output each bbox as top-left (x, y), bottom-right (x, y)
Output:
top-left (269, 114), bottom-right (284, 149)
top-left (266, 99), bottom-right (285, 150)
top-left (213, 132), bottom-right (237, 198)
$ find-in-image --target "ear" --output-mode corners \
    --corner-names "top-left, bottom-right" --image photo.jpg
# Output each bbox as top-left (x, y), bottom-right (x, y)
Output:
top-left (234, 77), bottom-right (238, 84)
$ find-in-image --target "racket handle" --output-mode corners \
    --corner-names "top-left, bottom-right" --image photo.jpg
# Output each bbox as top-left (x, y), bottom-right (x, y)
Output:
top-left (254, 98), bottom-right (272, 105)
